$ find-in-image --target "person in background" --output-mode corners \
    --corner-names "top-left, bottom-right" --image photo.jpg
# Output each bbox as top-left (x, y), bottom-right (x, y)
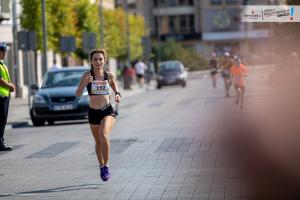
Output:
top-left (144, 61), bottom-right (155, 91)
top-left (231, 57), bottom-right (248, 110)
top-left (209, 52), bottom-right (218, 89)
top-left (134, 59), bottom-right (147, 87)
top-left (220, 52), bottom-right (233, 97)
top-left (49, 59), bottom-right (61, 71)
top-left (0, 42), bottom-right (15, 151)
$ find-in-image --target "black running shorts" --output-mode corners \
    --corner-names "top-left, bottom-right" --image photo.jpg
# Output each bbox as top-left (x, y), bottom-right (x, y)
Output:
top-left (88, 104), bottom-right (115, 125)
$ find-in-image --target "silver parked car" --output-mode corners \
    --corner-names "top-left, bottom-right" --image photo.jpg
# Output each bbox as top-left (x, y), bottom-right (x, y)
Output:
top-left (156, 60), bottom-right (188, 89)
top-left (30, 67), bottom-right (89, 126)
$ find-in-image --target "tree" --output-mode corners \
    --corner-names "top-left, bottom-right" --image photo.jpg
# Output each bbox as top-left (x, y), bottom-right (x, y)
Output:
top-left (20, 0), bottom-right (43, 50)
top-left (128, 14), bottom-right (146, 61)
top-left (47, 0), bottom-right (77, 52)
top-left (73, 0), bottom-right (100, 59)
top-left (103, 8), bottom-right (127, 60)
top-left (20, 0), bottom-right (76, 52)
top-left (154, 40), bottom-right (209, 71)
top-left (103, 8), bottom-right (146, 62)
top-left (20, 1), bottom-right (147, 63)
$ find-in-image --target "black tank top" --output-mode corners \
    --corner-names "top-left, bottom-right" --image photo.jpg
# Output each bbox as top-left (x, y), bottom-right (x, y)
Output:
top-left (87, 70), bottom-right (110, 96)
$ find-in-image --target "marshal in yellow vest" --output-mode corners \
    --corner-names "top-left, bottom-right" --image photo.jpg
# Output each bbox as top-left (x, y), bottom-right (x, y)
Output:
top-left (0, 62), bottom-right (11, 97)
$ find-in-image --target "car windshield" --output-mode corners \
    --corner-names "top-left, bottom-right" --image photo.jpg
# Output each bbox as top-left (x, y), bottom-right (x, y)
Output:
top-left (159, 62), bottom-right (181, 72)
top-left (41, 70), bottom-right (86, 88)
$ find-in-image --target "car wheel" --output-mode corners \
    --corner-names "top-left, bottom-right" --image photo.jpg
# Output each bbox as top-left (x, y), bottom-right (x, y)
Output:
top-left (47, 119), bottom-right (55, 125)
top-left (30, 109), bottom-right (45, 126)
top-left (157, 84), bottom-right (162, 89)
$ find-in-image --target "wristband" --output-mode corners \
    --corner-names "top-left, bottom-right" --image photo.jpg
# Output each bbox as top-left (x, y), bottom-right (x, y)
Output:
top-left (115, 91), bottom-right (121, 97)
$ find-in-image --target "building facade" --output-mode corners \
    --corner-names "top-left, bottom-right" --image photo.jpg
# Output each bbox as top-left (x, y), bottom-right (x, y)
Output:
top-left (116, 0), bottom-right (281, 60)
top-left (200, 0), bottom-right (271, 58)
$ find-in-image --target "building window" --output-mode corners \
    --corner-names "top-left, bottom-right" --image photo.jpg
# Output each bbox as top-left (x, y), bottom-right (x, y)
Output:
top-left (180, 15), bottom-right (187, 32)
top-left (154, 0), bottom-right (194, 7)
top-left (167, 14), bottom-right (195, 34)
top-left (211, 0), bottom-right (222, 5)
top-left (154, 0), bottom-right (168, 7)
top-left (169, 16), bottom-right (176, 33)
top-left (167, 0), bottom-right (177, 6)
top-left (157, 0), bottom-right (167, 7)
top-left (225, 0), bottom-right (238, 4)
top-left (154, 16), bottom-right (159, 35)
top-left (128, 3), bottom-right (136, 9)
top-left (189, 15), bottom-right (195, 33)
top-left (179, 0), bottom-right (194, 6)
top-left (0, 0), bottom-right (10, 13)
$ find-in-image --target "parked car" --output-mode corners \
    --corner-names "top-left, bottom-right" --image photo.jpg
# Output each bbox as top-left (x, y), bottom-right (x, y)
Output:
top-left (156, 60), bottom-right (188, 89)
top-left (30, 67), bottom-right (89, 126)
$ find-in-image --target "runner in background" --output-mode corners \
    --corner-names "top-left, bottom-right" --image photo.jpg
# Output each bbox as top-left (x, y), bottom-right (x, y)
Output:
top-left (220, 52), bottom-right (233, 97)
top-left (231, 57), bottom-right (248, 110)
top-left (209, 52), bottom-right (218, 89)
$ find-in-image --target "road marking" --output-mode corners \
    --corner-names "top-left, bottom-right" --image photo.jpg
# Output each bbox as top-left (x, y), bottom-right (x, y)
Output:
top-left (26, 142), bottom-right (79, 159)
top-left (91, 139), bottom-right (137, 155)
top-left (155, 137), bottom-right (193, 153)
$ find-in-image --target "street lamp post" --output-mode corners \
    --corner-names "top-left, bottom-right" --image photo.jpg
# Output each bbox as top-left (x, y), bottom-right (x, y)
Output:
top-left (41, 0), bottom-right (48, 75)
top-left (125, 0), bottom-right (130, 65)
top-left (99, 0), bottom-right (104, 48)
top-left (12, 0), bottom-right (20, 97)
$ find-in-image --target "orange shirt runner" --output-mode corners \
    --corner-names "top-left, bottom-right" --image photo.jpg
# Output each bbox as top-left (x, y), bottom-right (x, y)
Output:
top-left (231, 64), bottom-right (248, 86)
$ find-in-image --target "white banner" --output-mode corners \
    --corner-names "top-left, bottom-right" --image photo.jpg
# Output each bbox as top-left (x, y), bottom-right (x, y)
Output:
top-left (241, 6), bottom-right (300, 22)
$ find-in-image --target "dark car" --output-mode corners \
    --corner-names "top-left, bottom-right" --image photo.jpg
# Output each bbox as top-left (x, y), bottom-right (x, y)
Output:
top-left (30, 67), bottom-right (89, 126)
top-left (156, 60), bottom-right (188, 89)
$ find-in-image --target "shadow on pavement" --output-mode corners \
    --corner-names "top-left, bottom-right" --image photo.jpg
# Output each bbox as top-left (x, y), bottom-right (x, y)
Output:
top-left (0, 184), bottom-right (100, 198)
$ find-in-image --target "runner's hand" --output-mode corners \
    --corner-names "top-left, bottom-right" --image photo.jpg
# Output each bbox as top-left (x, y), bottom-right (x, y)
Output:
top-left (83, 75), bottom-right (93, 85)
top-left (115, 94), bottom-right (121, 103)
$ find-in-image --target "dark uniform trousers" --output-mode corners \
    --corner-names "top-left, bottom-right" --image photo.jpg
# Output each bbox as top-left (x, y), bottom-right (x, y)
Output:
top-left (0, 96), bottom-right (9, 144)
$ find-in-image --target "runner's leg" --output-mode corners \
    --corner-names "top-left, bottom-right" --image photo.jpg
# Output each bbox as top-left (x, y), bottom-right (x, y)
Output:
top-left (99, 116), bottom-right (115, 165)
top-left (90, 124), bottom-right (104, 166)
top-left (240, 86), bottom-right (245, 109)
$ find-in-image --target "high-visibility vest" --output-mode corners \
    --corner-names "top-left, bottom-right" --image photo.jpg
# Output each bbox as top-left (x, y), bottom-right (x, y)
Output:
top-left (0, 61), bottom-right (11, 97)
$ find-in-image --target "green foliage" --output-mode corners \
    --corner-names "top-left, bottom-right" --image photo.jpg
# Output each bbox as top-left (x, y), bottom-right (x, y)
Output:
top-left (47, 0), bottom-right (76, 51)
top-left (103, 8), bottom-right (146, 61)
top-left (155, 40), bottom-right (209, 71)
top-left (20, 1), bottom-right (146, 62)
top-left (73, 0), bottom-right (100, 59)
top-left (103, 8), bottom-right (127, 59)
top-left (20, 0), bottom-right (43, 49)
top-left (128, 14), bottom-right (146, 61)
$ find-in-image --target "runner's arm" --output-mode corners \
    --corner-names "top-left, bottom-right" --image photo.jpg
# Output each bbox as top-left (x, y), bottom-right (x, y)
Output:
top-left (109, 73), bottom-right (121, 103)
top-left (109, 73), bottom-right (120, 94)
top-left (76, 72), bottom-right (90, 97)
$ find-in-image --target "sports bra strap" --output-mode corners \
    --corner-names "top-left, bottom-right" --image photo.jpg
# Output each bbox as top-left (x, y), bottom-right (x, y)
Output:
top-left (90, 69), bottom-right (108, 81)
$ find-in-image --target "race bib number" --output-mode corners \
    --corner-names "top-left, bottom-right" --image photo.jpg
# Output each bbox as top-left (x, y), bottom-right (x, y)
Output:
top-left (91, 80), bottom-right (110, 95)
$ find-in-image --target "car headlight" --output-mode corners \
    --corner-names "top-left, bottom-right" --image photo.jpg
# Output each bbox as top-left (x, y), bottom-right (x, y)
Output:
top-left (79, 91), bottom-right (89, 103)
top-left (157, 75), bottom-right (164, 80)
top-left (177, 74), bottom-right (185, 79)
top-left (33, 94), bottom-right (46, 104)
